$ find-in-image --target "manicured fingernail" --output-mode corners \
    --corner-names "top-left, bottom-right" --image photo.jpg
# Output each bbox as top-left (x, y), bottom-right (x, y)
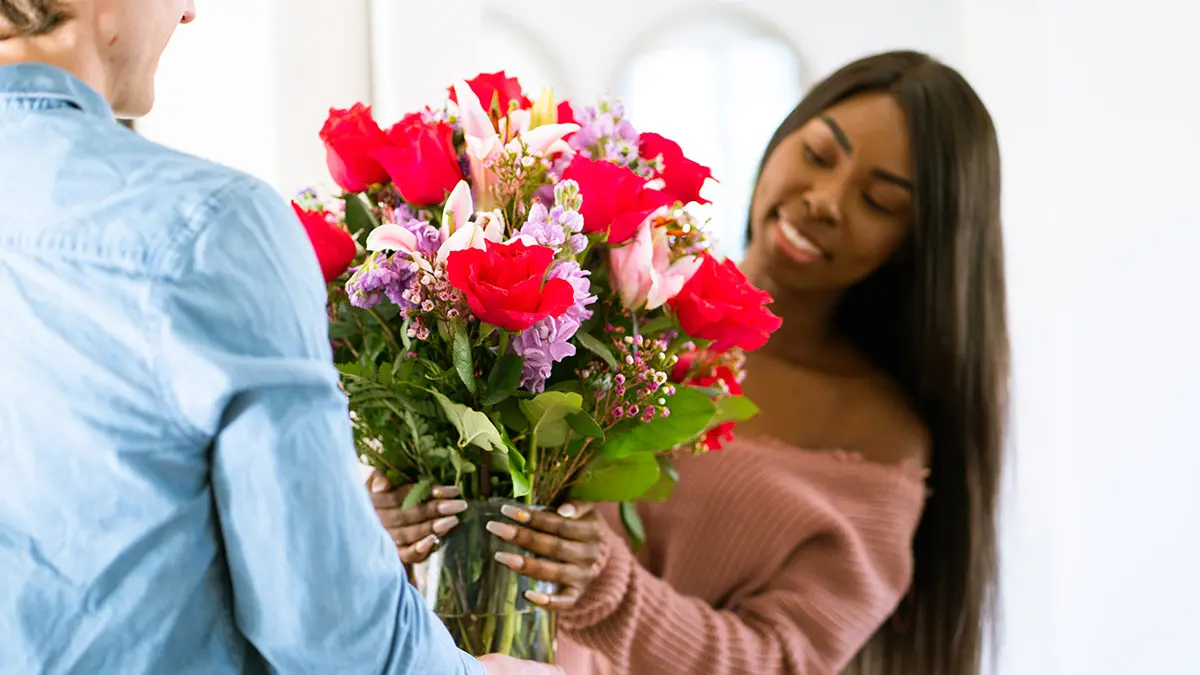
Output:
top-left (557, 503), bottom-right (577, 518)
top-left (486, 520), bottom-right (517, 541)
top-left (431, 485), bottom-right (461, 499)
top-left (414, 534), bottom-right (438, 554)
top-left (500, 504), bottom-right (532, 523)
top-left (437, 500), bottom-right (469, 516)
top-left (370, 475), bottom-right (390, 493)
top-left (524, 590), bottom-right (550, 606)
top-left (494, 552), bottom-right (524, 569)
top-left (432, 516), bottom-right (459, 536)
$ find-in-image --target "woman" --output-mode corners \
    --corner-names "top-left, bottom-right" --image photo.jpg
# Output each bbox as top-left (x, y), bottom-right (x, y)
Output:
top-left (370, 50), bottom-right (1008, 675)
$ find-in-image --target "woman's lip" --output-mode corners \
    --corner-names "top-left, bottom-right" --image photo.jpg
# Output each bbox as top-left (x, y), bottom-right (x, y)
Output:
top-left (772, 218), bottom-right (826, 263)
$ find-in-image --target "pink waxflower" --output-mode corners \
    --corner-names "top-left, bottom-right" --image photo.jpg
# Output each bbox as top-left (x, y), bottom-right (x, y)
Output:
top-left (608, 216), bottom-right (703, 311)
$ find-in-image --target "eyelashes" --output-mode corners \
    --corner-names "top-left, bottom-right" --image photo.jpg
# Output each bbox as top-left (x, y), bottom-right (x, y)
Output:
top-left (802, 143), bottom-right (833, 168)
top-left (802, 143), bottom-right (897, 215)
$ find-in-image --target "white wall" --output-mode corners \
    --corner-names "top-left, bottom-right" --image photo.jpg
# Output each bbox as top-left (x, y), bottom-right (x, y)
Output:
top-left (137, 0), bottom-right (372, 193)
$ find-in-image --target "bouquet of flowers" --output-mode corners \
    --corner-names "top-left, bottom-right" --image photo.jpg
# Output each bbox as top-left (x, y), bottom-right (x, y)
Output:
top-left (295, 71), bottom-right (782, 661)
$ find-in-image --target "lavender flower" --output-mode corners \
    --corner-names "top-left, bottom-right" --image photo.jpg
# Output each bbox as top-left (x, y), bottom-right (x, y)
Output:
top-left (568, 99), bottom-right (642, 168)
top-left (509, 260), bottom-right (597, 392)
top-left (512, 315), bottom-right (580, 393)
top-left (345, 251), bottom-right (418, 310)
top-left (384, 204), bottom-right (443, 256)
top-left (518, 203), bottom-right (564, 247)
top-left (548, 260), bottom-right (597, 325)
top-left (518, 183), bottom-right (586, 251)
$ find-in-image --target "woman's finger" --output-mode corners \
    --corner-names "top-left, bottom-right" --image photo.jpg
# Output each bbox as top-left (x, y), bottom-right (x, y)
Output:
top-left (398, 534), bottom-right (441, 565)
top-left (499, 504), bottom-right (603, 543)
top-left (487, 520), bottom-right (601, 565)
top-left (493, 552), bottom-right (593, 587)
top-left (388, 512), bottom-right (462, 547)
top-left (524, 587), bottom-right (584, 610)
top-left (370, 481), bottom-right (461, 509)
top-left (375, 497), bottom-right (467, 529)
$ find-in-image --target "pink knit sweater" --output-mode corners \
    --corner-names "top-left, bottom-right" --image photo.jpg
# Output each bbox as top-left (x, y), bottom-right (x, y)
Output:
top-left (554, 438), bottom-right (927, 675)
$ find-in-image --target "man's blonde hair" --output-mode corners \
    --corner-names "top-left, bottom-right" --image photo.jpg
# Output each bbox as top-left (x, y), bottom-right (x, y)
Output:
top-left (0, 0), bottom-right (73, 40)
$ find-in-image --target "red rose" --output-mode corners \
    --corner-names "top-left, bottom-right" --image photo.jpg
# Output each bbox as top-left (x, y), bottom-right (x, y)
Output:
top-left (639, 132), bottom-right (714, 206)
top-left (446, 240), bottom-right (575, 331)
top-left (672, 351), bottom-right (743, 450)
top-left (556, 101), bottom-right (577, 126)
top-left (449, 71), bottom-right (532, 118)
top-left (669, 256), bottom-right (783, 352)
top-left (319, 104), bottom-right (390, 193)
top-left (561, 156), bottom-right (672, 245)
top-left (292, 202), bottom-right (358, 283)
top-left (370, 113), bottom-right (464, 207)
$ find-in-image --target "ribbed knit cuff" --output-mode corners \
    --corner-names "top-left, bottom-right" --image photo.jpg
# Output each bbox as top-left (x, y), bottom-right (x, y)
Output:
top-left (557, 525), bottom-right (634, 631)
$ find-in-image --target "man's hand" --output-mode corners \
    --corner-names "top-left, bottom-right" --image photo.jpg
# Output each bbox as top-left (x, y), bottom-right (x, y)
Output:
top-left (478, 654), bottom-right (566, 674)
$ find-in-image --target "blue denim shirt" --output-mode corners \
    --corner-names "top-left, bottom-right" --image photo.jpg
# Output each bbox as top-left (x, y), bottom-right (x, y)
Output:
top-left (0, 64), bottom-right (482, 675)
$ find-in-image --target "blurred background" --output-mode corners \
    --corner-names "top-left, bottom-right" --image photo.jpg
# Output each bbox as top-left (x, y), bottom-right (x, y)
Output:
top-left (136, 1), bottom-right (1199, 672)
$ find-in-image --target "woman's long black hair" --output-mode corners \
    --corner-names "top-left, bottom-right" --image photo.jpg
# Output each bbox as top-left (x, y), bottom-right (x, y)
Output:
top-left (750, 51), bottom-right (1009, 675)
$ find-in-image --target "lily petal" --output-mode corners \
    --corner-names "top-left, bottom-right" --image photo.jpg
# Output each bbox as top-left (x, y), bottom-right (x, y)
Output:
top-left (365, 224), bottom-right (418, 253)
top-left (520, 123), bottom-right (581, 155)
top-left (441, 180), bottom-right (474, 240)
top-left (453, 81), bottom-right (498, 147)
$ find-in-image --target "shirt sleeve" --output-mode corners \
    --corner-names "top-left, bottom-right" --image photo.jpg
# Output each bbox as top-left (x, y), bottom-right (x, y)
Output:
top-left (156, 176), bottom-right (483, 675)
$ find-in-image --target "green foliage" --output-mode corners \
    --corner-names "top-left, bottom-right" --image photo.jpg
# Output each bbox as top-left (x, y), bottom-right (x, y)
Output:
top-left (599, 386), bottom-right (717, 458)
top-left (571, 453), bottom-right (661, 502)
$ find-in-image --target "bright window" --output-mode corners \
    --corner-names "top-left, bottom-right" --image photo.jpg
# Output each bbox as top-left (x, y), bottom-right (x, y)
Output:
top-left (614, 15), bottom-right (805, 259)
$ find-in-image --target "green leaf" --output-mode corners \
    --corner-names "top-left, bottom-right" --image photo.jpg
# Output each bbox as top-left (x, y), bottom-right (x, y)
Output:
top-left (452, 322), bottom-right (476, 394)
top-left (620, 501), bottom-right (646, 552)
top-left (599, 386), bottom-right (717, 458)
top-left (641, 456), bottom-right (679, 502)
top-left (328, 322), bottom-right (359, 340)
top-left (449, 449), bottom-right (476, 479)
top-left (712, 395), bottom-right (759, 425)
top-left (401, 476), bottom-right (435, 510)
top-left (432, 392), bottom-right (505, 453)
top-left (498, 397), bottom-right (530, 433)
top-left (344, 192), bottom-right (380, 240)
top-left (571, 453), bottom-right (661, 502)
top-left (637, 315), bottom-right (675, 337)
top-left (566, 410), bottom-right (605, 440)
top-left (506, 454), bottom-right (531, 498)
top-left (574, 331), bottom-right (618, 370)
top-left (520, 391), bottom-right (584, 447)
top-left (482, 354), bottom-right (524, 406)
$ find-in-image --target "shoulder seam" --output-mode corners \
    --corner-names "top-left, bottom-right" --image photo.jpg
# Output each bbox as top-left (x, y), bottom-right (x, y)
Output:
top-left (144, 175), bottom-right (264, 444)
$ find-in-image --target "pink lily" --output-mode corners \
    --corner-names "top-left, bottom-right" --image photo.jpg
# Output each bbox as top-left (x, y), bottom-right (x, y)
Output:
top-left (609, 215), bottom-right (704, 311)
top-left (365, 223), bottom-right (418, 254)
top-left (452, 80), bottom-right (579, 209)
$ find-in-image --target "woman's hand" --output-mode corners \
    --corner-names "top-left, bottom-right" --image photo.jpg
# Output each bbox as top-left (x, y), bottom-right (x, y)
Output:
top-left (478, 654), bottom-right (565, 674)
top-left (486, 501), bottom-right (605, 609)
top-left (366, 469), bottom-right (467, 565)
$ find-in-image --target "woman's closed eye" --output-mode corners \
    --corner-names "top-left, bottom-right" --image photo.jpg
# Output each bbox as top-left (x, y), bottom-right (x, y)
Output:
top-left (802, 143), bottom-right (834, 169)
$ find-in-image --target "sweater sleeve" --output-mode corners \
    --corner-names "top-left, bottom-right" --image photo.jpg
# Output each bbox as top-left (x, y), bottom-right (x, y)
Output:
top-left (557, 453), bottom-right (925, 675)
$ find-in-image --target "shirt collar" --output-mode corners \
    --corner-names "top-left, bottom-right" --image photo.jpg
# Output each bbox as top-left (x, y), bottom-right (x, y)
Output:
top-left (0, 62), bottom-right (114, 120)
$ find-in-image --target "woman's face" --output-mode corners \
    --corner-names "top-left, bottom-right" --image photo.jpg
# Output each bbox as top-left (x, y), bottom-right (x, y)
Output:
top-left (748, 93), bottom-right (914, 294)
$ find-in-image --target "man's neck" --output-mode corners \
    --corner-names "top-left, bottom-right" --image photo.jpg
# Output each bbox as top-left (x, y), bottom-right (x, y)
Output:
top-left (0, 23), bottom-right (110, 102)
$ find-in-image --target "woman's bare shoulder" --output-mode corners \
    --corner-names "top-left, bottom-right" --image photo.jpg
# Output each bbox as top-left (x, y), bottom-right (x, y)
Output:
top-left (845, 371), bottom-right (931, 470)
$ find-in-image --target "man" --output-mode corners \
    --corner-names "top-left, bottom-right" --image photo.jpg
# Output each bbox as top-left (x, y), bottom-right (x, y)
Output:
top-left (0, 2), bottom-right (560, 674)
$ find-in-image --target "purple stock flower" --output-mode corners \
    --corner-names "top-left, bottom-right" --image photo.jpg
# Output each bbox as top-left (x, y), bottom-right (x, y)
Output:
top-left (345, 252), bottom-right (418, 310)
top-left (548, 260), bottom-right (597, 324)
top-left (518, 189), bottom-right (585, 250)
top-left (518, 203), bottom-right (565, 248)
top-left (510, 261), bottom-right (598, 392)
top-left (511, 315), bottom-right (580, 393)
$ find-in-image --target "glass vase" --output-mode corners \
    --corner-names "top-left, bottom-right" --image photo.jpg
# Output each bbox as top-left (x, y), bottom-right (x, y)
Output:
top-left (411, 498), bottom-right (558, 662)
